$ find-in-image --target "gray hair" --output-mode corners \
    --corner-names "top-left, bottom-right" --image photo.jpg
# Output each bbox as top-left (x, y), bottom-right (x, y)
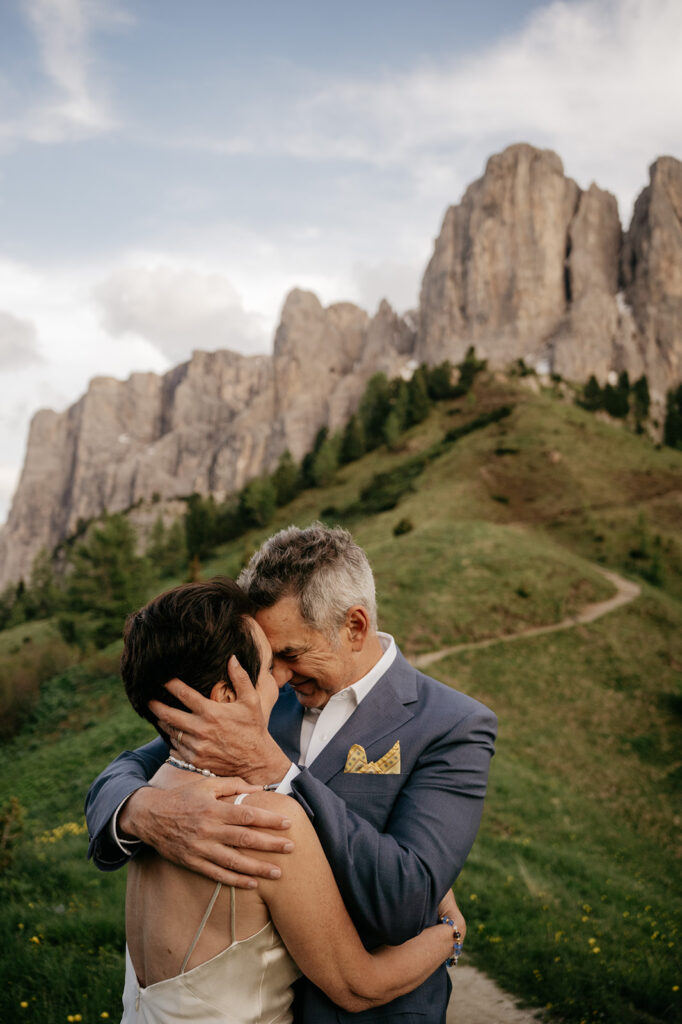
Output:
top-left (237, 523), bottom-right (377, 637)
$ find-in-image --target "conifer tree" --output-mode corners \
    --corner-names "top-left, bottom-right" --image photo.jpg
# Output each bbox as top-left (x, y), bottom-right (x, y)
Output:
top-left (632, 375), bottom-right (650, 431)
top-left (60, 513), bottom-right (152, 647)
top-left (457, 347), bottom-right (487, 392)
top-left (581, 374), bottom-right (603, 411)
top-left (603, 382), bottom-right (629, 418)
top-left (359, 373), bottom-right (392, 450)
top-left (147, 515), bottom-right (167, 563)
top-left (311, 436), bottom-right (339, 487)
top-left (339, 414), bottom-right (366, 464)
top-left (382, 409), bottom-right (402, 450)
top-left (272, 449), bottom-right (301, 506)
top-left (301, 427), bottom-right (329, 488)
top-left (238, 476), bottom-right (277, 528)
top-left (25, 548), bottom-right (62, 619)
top-left (426, 360), bottom-right (455, 400)
top-left (162, 519), bottom-right (189, 577)
top-left (664, 384), bottom-right (682, 449)
top-left (185, 494), bottom-right (218, 561)
top-left (405, 366), bottom-right (431, 426)
top-left (390, 378), bottom-right (410, 431)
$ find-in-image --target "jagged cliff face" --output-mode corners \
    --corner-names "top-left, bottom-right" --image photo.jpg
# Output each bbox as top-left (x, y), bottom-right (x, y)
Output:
top-left (622, 156), bottom-right (682, 394)
top-left (1, 143), bottom-right (680, 587)
top-left (0, 292), bottom-right (415, 586)
top-left (418, 145), bottom-right (580, 364)
top-left (417, 144), bottom-right (680, 393)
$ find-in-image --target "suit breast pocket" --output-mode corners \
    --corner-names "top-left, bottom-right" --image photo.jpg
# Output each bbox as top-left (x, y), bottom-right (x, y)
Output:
top-left (331, 772), bottom-right (405, 829)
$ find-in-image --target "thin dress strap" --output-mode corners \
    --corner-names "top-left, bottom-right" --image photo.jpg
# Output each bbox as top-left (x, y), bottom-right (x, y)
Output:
top-left (180, 791), bottom-right (249, 973)
top-left (180, 882), bottom-right (222, 974)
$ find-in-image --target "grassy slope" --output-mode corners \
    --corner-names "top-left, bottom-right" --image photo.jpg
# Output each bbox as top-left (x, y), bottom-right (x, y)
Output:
top-left (1, 377), bottom-right (681, 1023)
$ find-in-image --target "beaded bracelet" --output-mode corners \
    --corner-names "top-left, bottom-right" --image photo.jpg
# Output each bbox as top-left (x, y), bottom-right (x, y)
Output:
top-left (440, 916), bottom-right (463, 967)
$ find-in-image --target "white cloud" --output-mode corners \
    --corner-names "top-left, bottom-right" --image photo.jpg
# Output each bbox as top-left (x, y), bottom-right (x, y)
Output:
top-left (0, 311), bottom-right (43, 369)
top-left (0, 0), bottom-right (126, 144)
top-left (93, 263), bottom-right (271, 362)
top-left (190, 0), bottom-right (680, 223)
top-left (351, 259), bottom-right (425, 316)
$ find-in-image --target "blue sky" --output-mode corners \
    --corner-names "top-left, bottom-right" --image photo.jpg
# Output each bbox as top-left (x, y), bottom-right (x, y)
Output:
top-left (0, 0), bottom-right (680, 522)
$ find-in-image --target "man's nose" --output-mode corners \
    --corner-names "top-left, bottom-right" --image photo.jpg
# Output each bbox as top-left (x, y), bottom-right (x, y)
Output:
top-left (273, 660), bottom-right (293, 688)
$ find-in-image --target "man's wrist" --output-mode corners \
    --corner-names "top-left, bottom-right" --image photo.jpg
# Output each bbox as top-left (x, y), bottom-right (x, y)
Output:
top-left (248, 747), bottom-right (293, 787)
top-left (118, 785), bottom-right (154, 844)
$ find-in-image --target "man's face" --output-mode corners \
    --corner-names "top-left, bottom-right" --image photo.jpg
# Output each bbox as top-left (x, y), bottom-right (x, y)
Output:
top-left (255, 595), bottom-right (356, 710)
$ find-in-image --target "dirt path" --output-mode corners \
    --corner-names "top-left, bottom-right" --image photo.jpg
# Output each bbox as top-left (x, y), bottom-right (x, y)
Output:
top-left (429, 565), bottom-right (640, 1020)
top-left (447, 966), bottom-right (541, 1023)
top-left (415, 566), bottom-right (640, 671)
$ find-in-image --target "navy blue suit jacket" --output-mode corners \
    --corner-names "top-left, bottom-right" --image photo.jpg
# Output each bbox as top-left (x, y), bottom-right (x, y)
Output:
top-left (85, 647), bottom-right (497, 1023)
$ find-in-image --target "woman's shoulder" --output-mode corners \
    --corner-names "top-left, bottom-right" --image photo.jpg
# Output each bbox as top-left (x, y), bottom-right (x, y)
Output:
top-left (240, 789), bottom-right (314, 846)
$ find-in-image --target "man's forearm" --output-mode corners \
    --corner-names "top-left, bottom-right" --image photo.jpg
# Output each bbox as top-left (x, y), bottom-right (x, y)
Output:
top-left (85, 737), bottom-right (168, 868)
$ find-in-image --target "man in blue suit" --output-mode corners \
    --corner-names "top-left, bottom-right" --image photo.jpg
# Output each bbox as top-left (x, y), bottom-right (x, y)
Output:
top-left (86, 523), bottom-right (497, 1023)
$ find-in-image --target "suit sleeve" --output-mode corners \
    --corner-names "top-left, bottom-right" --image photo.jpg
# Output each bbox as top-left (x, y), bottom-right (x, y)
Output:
top-left (291, 703), bottom-right (497, 947)
top-left (84, 736), bottom-right (168, 870)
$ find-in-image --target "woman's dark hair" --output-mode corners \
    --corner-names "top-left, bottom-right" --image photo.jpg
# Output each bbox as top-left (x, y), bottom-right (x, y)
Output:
top-left (121, 577), bottom-right (261, 739)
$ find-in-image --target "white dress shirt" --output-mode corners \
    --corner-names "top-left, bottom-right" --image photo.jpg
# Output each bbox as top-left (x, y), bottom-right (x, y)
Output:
top-left (276, 631), bottom-right (396, 793)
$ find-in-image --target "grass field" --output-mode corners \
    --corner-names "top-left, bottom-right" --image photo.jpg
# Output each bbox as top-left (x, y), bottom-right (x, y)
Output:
top-left (1, 375), bottom-right (680, 1023)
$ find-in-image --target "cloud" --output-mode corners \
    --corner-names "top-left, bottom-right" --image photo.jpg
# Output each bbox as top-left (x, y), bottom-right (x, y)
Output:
top-left (93, 264), bottom-right (271, 362)
top-left (0, 311), bottom-right (43, 369)
top-left (351, 259), bottom-right (425, 315)
top-left (189, 0), bottom-right (680, 222)
top-left (0, 0), bottom-right (127, 144)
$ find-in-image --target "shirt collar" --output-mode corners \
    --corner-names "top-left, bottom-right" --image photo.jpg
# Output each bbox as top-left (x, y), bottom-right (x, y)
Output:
top-left (319, 631), bottom-right (396, 710)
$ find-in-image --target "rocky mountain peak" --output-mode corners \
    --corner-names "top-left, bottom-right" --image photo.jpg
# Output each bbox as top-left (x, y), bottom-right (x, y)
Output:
top-left (1, 144), bottom-right (680, 588)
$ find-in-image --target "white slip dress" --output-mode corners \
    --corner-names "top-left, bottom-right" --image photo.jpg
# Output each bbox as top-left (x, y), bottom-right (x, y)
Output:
top-left (121, 800), bottom-right (299, 1024)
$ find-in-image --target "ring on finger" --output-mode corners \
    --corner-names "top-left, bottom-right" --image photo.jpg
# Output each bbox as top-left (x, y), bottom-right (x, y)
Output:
top-left (177, 730), bottom-right (183, 744)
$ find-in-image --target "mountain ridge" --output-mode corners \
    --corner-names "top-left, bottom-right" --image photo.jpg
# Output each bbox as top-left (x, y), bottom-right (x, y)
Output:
top-left (1, 142), bottom-right (680, 587)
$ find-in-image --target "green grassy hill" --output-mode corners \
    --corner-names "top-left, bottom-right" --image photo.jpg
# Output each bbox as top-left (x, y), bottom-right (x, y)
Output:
top-left (1, 374), bottom-right (680, 1023)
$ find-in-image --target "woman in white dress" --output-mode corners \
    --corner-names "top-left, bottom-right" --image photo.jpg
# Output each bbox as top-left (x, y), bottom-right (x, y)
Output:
top-left (119, 578), bottom-right (461, 1023)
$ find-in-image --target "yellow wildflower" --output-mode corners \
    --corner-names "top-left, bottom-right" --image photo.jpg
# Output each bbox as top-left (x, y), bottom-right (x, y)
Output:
top-left (36, 820), bottom-right (88, 845)
top-left (29, 935), bottom-right (40, 944)
top-left (592, 947), bottom-right (601, 954)
top-left (20, 1002), bottom-right (28, 1009)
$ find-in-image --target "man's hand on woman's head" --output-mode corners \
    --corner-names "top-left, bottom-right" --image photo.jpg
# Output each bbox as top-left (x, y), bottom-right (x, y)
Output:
top-left (117, 773), bottom-right (295, 888)
top-left (149, 660), bottom-right (291, 784)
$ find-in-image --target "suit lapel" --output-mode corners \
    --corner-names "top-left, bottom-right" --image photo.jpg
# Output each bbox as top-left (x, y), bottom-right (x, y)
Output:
top-left (308, 648), bottom-right (418, 784)
top-left (269, 685), bottom-right (305, 763)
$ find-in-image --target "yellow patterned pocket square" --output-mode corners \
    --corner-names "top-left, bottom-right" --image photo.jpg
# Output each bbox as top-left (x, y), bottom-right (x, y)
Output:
top-left (344, 740), bottom-right (401, 775)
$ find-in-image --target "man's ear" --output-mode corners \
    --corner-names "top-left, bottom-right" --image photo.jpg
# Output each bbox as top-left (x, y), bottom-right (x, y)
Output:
top-left (210, 680), bottom-right (235, 703)
top-left (345, 606), bottom-right (371, 650)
